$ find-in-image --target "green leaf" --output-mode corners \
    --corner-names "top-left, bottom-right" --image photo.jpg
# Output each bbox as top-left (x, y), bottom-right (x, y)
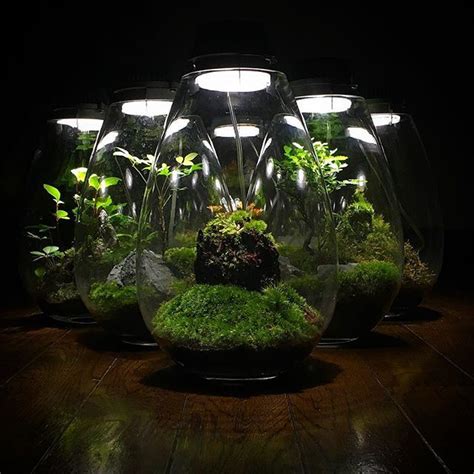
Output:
top-left (30, 251), bottom-right (45, 257)
top-left (56, 210), bottom-right (70, 220)
top-left (176, 156), bottom-right (184, 164)
top-left (43, 184), bottom-right (61, 201)
top-left (101, 177), bottom-right (121, 188)
top-left (89, 174), bottom-right (100, 190)
top-left (43, 246), bottom-right (60, 255)
top-left (34, 267), bottom-right (46, 278)
top-left (96, 195), bottom-right (113, 209)
top-left (71, 167), bottom-right (88, 183)
top-left (183, 152), bottom-right (198, 165)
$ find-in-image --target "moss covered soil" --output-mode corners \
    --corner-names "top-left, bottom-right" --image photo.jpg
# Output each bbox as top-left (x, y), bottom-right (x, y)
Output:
top-left (152, 284), bottom-right (323, 351)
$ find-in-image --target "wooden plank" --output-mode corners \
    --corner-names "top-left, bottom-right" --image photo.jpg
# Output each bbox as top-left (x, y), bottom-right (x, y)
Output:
top-left (356, 324), bottom-right (474, 473)
top-left (398, 292), bottom-right (474, 378)
top-left (169, 387), bottom-right (304, 474)
top-left (0, 307), bottom-right (68, 385)
top-left (287, 351), bottom-right (445, 473)
top-left (33, 348), bottom-right (187, 474)
top-left (0, 327), bottom-right (116, 473)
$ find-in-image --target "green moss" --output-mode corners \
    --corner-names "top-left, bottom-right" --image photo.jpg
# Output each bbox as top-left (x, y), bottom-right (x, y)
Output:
top-left (89, 281), bottom-right (137, 316)
top-left (337, 260), bottom-right (400, 300)
top-left (163, 247), bottom-right (196, 278)
top-left (45, 282), bottom-right (80, 305)
top-left (278, 244), bottom-right (320, 274)
top-left (152, 284), bottom-right (323, 351)
top-left (325, 260), bottom-right (401, 338)
top-left (402, 241), bottom-right (436, 291)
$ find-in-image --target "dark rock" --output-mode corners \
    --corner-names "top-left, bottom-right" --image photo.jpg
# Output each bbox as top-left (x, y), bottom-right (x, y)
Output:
top-left (279, 256), bottom-right (305, 279)
top-left (194, 228), bottom-right (280, 291)
top-left (107, 251), bottom-right (137, 287)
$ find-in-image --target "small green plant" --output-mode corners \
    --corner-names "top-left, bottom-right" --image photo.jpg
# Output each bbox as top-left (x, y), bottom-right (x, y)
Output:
top-left (43, 184), bottom-right (70, 223)
top-left (152, 283), bottom-right (323, 351)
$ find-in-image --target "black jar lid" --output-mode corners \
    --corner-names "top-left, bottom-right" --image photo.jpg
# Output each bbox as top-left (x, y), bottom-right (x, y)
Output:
top-left (291, 79), bottom-right (359, 97)
top-left (112, 81), bottom-right (178, 103)
top-left (189, 53), bottom-right (278, 72)
top-left (49, 103), bottom-right (104, 121)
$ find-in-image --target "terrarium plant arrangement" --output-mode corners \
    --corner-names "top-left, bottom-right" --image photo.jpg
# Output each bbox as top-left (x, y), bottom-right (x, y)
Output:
top-left (293, 85), bottom-right (404, 343)
top-left (74, 84), bottom-right (175, 345)
top-left (137, 55), bottom-right (338, 380)
top-left (20, 106), bottom-right (103, 324)
top-left (370, 105), bottom-right (443, 314)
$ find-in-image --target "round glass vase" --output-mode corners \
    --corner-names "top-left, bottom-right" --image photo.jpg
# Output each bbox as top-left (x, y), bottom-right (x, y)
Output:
top-left (74, 83), bottom-right (175, 346)
top-left (370, 105), bottom-right (443, 315)
top-left (19, 105), bottom-right (104, 324)
top-left (137, 55), bottom-right (338, 381)
top-left (293, 82), bottom-right (404, 345)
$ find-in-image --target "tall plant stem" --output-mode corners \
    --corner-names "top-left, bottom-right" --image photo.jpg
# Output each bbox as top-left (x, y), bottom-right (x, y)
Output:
top-left (227, 92), bottom-right (246, 208)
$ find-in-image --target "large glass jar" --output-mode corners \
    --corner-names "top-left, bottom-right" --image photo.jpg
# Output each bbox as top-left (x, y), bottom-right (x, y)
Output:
top-left (137, 55), bottom-right (338, 380)
top-left (20, 105), bottom-right (103, 324)
top-left (293, 82), bottom-right (404, 344)
top-left (370, 103), bottom-right (443, 314)
top-left (75, 83), bottom-right (175, 345)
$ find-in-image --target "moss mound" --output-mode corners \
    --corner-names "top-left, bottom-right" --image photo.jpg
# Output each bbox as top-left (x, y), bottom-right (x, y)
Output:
top-left (152, 284), bottom-right (323, 351)
top-left (89, 281), bottom-right (138, 316)
top-left (324, 260), bottom-right (401, 338)
top-left (163, 247), bottom-right (196, 278)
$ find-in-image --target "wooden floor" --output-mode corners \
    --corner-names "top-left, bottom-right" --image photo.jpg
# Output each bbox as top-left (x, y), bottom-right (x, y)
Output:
top-left (0, 291), bottom-right (473, 473)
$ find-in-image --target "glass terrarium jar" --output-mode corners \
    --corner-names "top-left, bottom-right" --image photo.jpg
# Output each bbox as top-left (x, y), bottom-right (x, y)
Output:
top-left (137, 55), bottom-right (338, 380)
top-left (370, 103), bottom-right (443, 314)
top-left (19, 105), bottom-right (103, 324)
top-left (74, 83), bottom-right (175, 345)
top-left (293, 82), bottom-right (404, 344)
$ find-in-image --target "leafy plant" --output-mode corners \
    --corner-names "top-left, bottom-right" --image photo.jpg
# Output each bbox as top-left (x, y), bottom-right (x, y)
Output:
top-left (43, 184), bottom-right (70, 223)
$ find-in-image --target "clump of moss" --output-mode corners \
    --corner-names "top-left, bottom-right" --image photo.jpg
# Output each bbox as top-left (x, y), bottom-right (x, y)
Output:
top-left (336, 191), bottom-right (400, 265)
top-left (195, 210), bottom-right (280, 290)
top-left (164, 247), bottom-right (196, 278)
top-left (401, 241), bottom-right (436, 291)
top-left (152, 284), bottom-right (323, 351)
top-left (278, 244), bottom-right (320, 274)
top-left (324, 260), bottom-right (401, 338)
top-left (89, 281), bottom-right (137, 316)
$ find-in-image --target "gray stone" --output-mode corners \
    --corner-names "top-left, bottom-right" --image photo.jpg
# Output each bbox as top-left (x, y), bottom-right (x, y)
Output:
top-left (107, 251), bottom-right (137, 287)
top-left (279, 256), bottom-right (305, 278)
top-left (139, 250), bottom-right (177, 296)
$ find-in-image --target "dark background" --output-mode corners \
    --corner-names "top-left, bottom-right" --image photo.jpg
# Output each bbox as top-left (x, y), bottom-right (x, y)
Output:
top-left (2, 2), bottom-right (473, 303)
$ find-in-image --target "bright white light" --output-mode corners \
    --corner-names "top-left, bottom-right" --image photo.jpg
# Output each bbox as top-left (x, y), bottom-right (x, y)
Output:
top-left (96, 131), bottom-right (119, 150)
top-left (170, 169), bottom-right (180, 189)
top-left (357, 173), bottom-right (367, 190)
top-left (254, 178), bottom-right (262, 194)
top-left (215, 178), bottom-right (222, 191)
top-left (202, 156), bottom-right (210, 177)
top-left (191, 173), bottom-right (198, 188)
top-left (296, 168), bottom-right (306, 190)
top-left (266, 158), bottom-right (274, 178)
top-left (121, 100), bottom-right (172, 117)
top-left (195, 70), bottom-right (271, 92)
top-left (371, 113), bottom-right (401, 127)
top-left (214, 124), bottom-right (260, 138)
top-left (346, 127), bottom-right (377, 145)
top-left (283, 115), bottom-right (305, 131)
top-left (164, 118), bottom-right (189, 138)
top-left (125, 168), bottom-right (133, 189)
top-left (297, 97), bottom-right (352, 114)
top-left (57, 118), bottom-right (103, 132)
top-left (260, 138), bottom-right (272, 157)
